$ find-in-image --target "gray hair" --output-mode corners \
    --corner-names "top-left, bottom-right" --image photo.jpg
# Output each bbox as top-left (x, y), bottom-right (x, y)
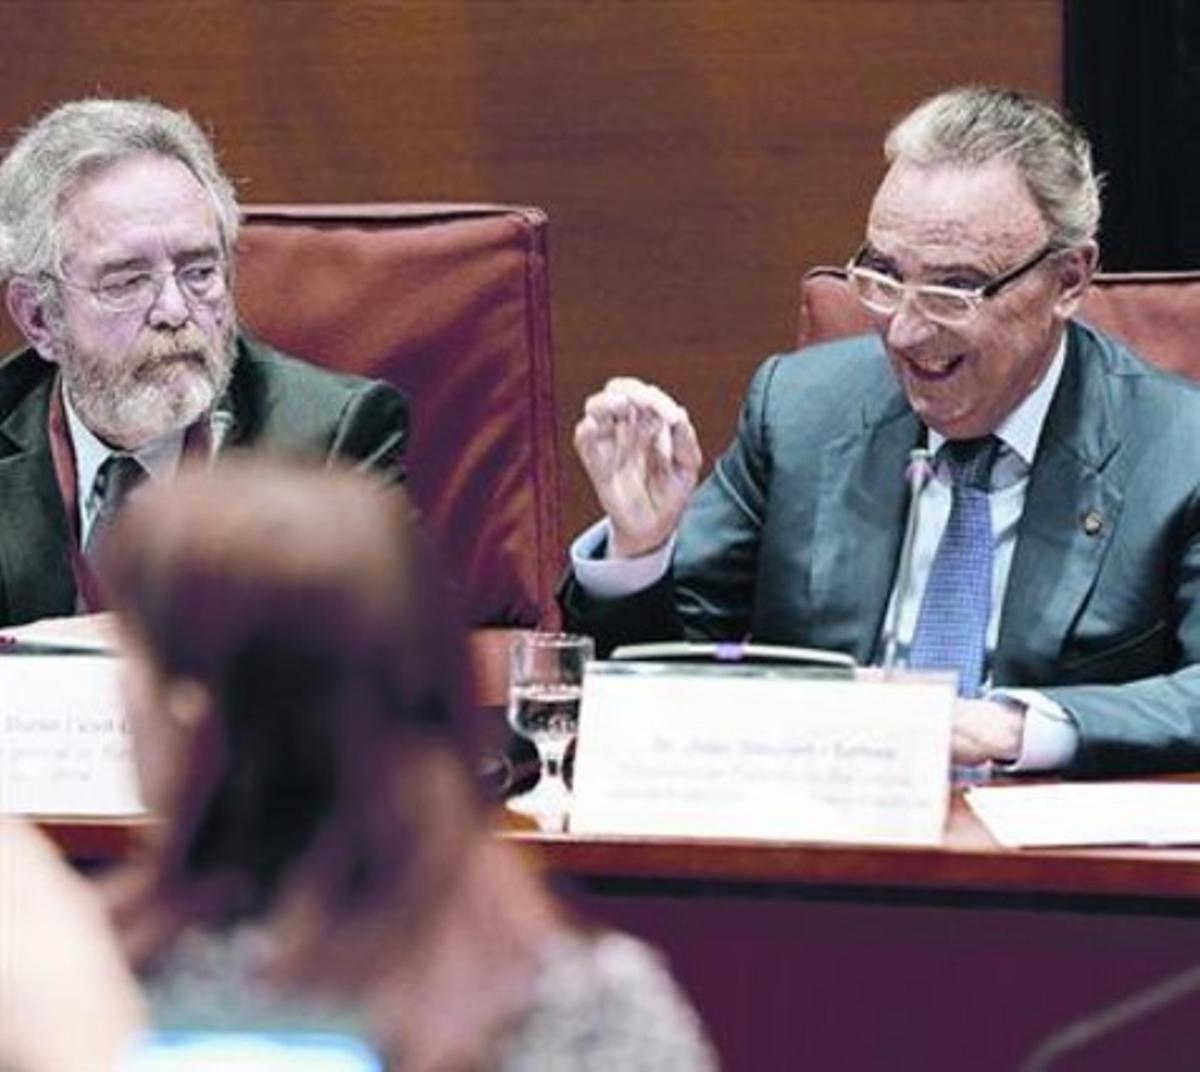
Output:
top-left (884, 86), bottom-right (1102, 248)
top-left (0, 98), bottom-right (240, 283)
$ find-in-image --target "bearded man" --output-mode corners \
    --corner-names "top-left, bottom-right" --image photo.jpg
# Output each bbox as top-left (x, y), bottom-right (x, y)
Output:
top-left (0, 99), bottom-right (407, 627)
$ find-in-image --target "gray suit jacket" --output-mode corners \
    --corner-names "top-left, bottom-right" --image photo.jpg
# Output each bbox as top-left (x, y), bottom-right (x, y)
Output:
top-left (562, 321), bottom-right (1200, 776)
top-left (0, 333), bottom-right (408, 628)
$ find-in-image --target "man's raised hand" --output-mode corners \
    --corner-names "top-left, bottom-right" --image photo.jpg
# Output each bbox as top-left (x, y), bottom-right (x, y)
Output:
top-left (574, 377), bottom-right (702, 558)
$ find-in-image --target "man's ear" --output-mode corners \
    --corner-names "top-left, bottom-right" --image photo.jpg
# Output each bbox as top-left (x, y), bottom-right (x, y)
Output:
top-left (1052, 241), bottom-right (1099, 320)
top-left (6, 278), bottom-right (61, 362)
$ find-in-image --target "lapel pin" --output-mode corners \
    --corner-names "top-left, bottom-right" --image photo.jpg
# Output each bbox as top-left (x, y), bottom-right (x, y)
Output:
top-left (1081, 510), bottom-right (1104, 537)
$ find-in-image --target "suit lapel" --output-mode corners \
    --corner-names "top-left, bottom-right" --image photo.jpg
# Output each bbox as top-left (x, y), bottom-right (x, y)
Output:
top-left (811, 388), bottom-right (922, 663)
top-left (994, 324), bottom-right (1123, 683)
top-left (0, 371), bottom-right (76, 623)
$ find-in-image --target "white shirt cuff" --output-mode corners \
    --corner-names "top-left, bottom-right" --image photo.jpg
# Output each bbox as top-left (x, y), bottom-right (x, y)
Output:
top-left (989, 688), bottom-right (1079, 771)
top-left (570, 518), bottom-right (676, 599)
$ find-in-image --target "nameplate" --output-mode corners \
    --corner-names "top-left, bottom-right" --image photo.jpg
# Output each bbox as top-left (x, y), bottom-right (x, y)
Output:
top-left (0, 654), bottom-right (145, 816)
top-left (570, 665), bottom-right (953, 845)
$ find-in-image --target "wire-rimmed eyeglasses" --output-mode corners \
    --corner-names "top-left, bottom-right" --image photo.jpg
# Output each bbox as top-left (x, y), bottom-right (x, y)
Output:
top-left (46, 257), bottom-right (229, 314)
top-left (846, 244), bottom-right (1056, 326)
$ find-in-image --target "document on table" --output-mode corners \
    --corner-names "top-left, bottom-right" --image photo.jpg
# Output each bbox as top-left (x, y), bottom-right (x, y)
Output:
top-left (965, 782), bottom-right (1200, 848)
top-left (0, 654), bottom-right (144, 816)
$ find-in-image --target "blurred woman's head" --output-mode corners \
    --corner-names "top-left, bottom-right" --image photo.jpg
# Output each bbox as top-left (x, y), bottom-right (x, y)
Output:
top-left (96, 460), bottom-right (708, 1072)
top-left (103, 460), bottom-right (482, 934)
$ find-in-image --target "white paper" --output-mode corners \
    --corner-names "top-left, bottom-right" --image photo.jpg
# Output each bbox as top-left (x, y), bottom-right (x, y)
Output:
top-left (0, 611), bottom-right (116, 653)
top-left (570, 666), bottom-right (953, 845)
top-left (966, 782), bottom-right (1200, 848)
top-left (0, 655), bottom-right (145, 816)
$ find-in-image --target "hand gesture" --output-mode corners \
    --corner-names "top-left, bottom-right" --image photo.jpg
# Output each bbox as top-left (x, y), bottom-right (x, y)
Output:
top-left (574, 378), bottom-right (702, 558)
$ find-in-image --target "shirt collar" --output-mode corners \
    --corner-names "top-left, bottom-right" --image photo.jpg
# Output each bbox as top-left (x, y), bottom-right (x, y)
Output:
top-left (927, 331), bottom-right (1067, 467)
top-left (61, 381), bottom-right (185, 503)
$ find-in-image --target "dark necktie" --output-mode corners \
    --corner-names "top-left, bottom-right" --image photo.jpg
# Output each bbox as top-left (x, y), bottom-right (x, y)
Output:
top-left (908, 436), bottom-right (999, 697)
top-left (84, 454), bottom-right (148, 562)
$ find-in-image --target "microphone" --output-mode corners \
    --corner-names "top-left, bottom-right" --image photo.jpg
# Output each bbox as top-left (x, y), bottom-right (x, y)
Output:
top-left (882, 445), bottom-right (932, 671)
top-left (1020, 962), bottom-right (1200, 1071)
top-left (208, 402), bottom-right (233, 463)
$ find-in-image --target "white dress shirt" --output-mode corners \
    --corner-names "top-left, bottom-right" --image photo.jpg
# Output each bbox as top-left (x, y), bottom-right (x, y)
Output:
top-left (571, 335), bottom-right (1078, 770)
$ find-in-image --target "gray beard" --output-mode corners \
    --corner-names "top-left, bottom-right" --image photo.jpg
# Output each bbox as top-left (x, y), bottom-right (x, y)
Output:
top-left (61, 322), bottom-right (238, 450)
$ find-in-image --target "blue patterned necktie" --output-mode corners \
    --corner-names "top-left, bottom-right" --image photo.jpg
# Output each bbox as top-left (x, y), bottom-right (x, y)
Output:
top-left (908, 436), bottom-right (999, 697)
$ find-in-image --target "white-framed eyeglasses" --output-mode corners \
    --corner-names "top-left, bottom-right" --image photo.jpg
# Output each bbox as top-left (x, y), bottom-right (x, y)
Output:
top-left (845, 244), bottom-right (1056, 326)
top-left (47, 257), bottom-right (229, 314)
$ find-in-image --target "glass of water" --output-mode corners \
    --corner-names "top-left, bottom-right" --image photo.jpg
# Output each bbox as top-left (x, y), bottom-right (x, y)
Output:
top-left (506, 632), bottom-right (594, 832)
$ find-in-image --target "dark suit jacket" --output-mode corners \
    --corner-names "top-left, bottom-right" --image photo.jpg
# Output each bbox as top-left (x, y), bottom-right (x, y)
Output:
top-left (562, 320), bottom-right (1200, 776)
top-left (0, 333), bottom-right (408, 628)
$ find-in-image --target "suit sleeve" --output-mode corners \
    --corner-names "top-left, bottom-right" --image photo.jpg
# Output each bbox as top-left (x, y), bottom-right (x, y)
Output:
top-left (560, 356), bottom-right (779, 655)
top-left (328, 379), bottom-right (409, 485)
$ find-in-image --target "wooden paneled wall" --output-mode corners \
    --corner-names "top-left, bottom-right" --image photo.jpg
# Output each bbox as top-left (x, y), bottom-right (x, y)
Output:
top-left (0, 1), bottom-right (1061, 545)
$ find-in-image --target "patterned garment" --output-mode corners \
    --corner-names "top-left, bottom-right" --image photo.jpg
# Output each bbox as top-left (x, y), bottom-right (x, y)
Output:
top-left (496, 932), bottom-right (718, 1071)
top-left (144, 926), bottom-right (718, 1070)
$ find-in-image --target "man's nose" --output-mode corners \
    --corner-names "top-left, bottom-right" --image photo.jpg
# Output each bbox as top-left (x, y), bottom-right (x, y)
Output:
top-left (145, 272), bottom-right (190, 328)
top-left (885, 293), bottom-right (939, 353)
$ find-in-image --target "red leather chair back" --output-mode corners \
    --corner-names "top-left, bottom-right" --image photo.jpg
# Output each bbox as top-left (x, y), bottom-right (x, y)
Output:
top-left (797, 266), bottom-right (1200, 381)
top-left (235, 204), bottom-right (562, 643)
